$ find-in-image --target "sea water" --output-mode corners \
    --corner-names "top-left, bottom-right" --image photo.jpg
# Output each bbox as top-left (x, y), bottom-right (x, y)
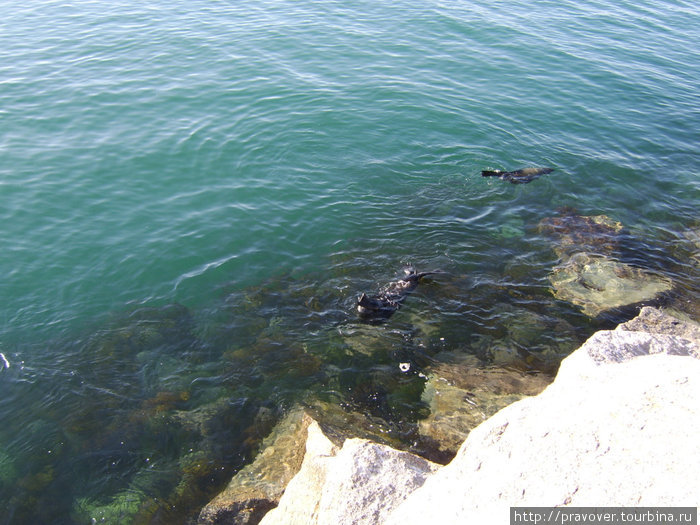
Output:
top-left (1, 0), bottom-right (698, 523)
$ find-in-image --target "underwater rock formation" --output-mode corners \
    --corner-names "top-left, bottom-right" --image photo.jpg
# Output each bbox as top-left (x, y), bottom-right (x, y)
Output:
top-left (539, 212), bottom-right (672, 317)
top-left (683, 226), bottom-right (700, 268)
top-left (548, 253), bottom-right (673, 317)
top-left (538, 212), bottom-right (624, 260)
top-left (244, 308), bottom-right (700, 525)
top-left (418, 365), bottom-right (551, 456)
top-left (198, 408), bottom-right (312, 525)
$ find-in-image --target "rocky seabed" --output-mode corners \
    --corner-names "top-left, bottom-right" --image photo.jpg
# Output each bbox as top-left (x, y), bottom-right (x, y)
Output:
top-left (199, 307), bottom-right (700, 524)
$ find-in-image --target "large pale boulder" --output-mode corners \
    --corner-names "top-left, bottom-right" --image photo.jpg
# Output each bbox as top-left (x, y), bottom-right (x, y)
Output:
top-left (260, 422), bottom-right (439, 525)
top-left (235, 309), bottom-right (699, 525)
top-left (386, 309), bottom-right (700, 524)
top-left (618, 306), bottom-right (700, 343)
top-left (258, 421), bottom-right (339, 525)
top-left (558, 307), bottom-right (699, 379)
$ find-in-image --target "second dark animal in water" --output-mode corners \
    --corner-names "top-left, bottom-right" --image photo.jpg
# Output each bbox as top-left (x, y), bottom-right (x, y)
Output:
top-left (357, 268), bottom-right (439, 321)
top-left (481, 167), bottom-right (554, 184)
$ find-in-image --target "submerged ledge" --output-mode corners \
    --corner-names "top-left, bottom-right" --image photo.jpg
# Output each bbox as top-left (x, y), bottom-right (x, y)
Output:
top-left (199, 307), bottom-right (700, 524)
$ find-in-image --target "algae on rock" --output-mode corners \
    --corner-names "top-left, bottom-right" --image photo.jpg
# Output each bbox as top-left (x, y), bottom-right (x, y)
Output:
top-left (549, 254), bottom-right (672, 317)
top-left (419, 364), bottom-right (552, 456)
top-left (538, 212), bottom-right (624, 260)
top-left (198, 407), bottom-right (313, 525)
top-left (539, 212), bottom-right (673, 318)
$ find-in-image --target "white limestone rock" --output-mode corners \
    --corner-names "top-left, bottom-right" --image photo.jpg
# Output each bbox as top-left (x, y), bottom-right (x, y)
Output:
top-left (617, 306), bottom-right (700, 343)
top-left (386, 311), bottom-right (700, 524)
top-left (260, 422), bottom-right (439, 525)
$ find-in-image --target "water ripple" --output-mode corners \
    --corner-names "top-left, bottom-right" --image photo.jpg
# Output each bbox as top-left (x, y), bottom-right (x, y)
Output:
top-left (1, 0), bottom-right (699, 521)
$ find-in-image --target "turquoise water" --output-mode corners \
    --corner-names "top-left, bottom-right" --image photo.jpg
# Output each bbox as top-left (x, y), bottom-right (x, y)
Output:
top-left (1, 0), bottom-right (699, 523)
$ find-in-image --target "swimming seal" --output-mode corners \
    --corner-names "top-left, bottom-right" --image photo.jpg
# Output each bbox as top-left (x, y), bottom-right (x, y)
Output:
top-left (481, 167), bottom-right (554, 184)
top-left (356, 268), bottom-right (440, 321)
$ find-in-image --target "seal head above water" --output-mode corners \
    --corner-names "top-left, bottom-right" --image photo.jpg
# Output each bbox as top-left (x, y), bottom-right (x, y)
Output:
top-left (356, 268), bottom-right (440, 321)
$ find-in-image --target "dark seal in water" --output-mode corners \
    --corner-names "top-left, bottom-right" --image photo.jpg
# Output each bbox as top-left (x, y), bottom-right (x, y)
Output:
top-left (481, 167), bottom-right (554, 184)
top-left (356, 268), bottom-right (440, 321)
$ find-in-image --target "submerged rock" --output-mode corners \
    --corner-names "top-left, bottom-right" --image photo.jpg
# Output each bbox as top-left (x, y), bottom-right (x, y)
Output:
top-left (681, 226), bottom-right (700, 268)
top-left (548, 253), bottom-right (672, 317)
top-left (0, 451), bottom-right (17, 492)
top-left (385, 309), bottom-right (700, 523)
top-left (495, 218), bottom-right (526, 239)
top-left (238, 309), bottom-right (700, 524)
top-left (198, 407), bottom-right (312, 525)
top-left (419, 364), bottom-right (551, 456)
top-left (665, 226), bottom-right (700, 322)
top-left (538, 212), bottom-right (624, 261)
top-left (538, 211), bottom-right (673, 318)
top-left (466, 308), bottom-right (577, 371)
top-left (73, 490), bottom-right (145, 525)
top-left (337, 323), bottom-right (403, 357)
top-left (304, 399), bottom-right (411, 452)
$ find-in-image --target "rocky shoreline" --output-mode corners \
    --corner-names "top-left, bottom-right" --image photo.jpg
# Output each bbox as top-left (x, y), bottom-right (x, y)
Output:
top-left (195, 214), bottom-right (700, 524)
top-left (198, 306), bottom-right (700, 524)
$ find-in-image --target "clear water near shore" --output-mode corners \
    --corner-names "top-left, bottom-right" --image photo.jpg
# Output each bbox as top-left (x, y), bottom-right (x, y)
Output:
top-left (1, 0), bottom-right (699, 523)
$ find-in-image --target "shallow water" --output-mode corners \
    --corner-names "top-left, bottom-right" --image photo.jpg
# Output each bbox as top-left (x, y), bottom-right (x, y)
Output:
top-left (1, 0), bottom-right (699, 523)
